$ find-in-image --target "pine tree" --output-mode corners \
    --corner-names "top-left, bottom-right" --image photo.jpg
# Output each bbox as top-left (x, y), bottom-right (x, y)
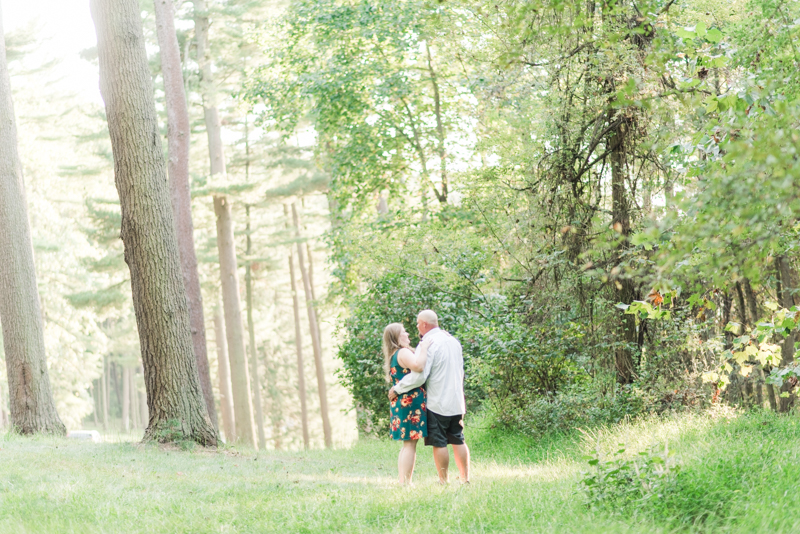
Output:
top-left (90, 0), bottom-right (217, 445)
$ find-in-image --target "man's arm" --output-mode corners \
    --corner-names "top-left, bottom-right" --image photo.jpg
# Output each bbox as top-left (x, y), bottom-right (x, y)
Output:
top-left (391, 342), bottom-right (435, 395)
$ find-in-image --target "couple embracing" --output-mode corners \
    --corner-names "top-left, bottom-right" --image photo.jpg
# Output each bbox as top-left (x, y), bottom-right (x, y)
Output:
top-left (383, 310), bottom-right (470, 485)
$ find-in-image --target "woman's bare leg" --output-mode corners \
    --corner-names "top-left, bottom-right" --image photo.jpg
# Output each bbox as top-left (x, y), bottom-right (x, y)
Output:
top-left (398, 439), bottom-right (419, 484)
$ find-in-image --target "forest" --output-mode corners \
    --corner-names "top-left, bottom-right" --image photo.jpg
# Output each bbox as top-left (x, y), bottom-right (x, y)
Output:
top-left (1, 0), bottom-right (800, 531)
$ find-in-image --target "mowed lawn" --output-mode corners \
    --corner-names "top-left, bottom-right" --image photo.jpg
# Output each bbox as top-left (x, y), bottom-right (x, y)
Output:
top-left (1, 410), bottom-right (800, 533)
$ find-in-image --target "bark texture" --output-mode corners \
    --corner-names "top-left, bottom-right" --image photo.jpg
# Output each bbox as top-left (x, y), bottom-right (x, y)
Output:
top-left (214, 196), bottom-right (257, 448)
top-left (214, 301), bottom-right (236, 442)
top-left (153, 0), bottom-right (217, 430)
top-left (292, 203), bottom-right (332, 448)
top-left (91, 0), bottom-right (217, 445)
top-left (0, 6), bottom-right (65, 435)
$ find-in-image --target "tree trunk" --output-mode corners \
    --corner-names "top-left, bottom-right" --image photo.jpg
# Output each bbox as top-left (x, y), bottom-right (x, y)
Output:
top-left (285, 205), bottom-right (310, 449)
top-left (213, 196), bottom-right (257, 448)
top-left (193, 0), bottom-right (226, 177)
top-left (292, 203), bottom-right (332, 448)
top-left (777, 256), bottom-right (797, 412)
top-left (214, 303), bottom-right (236, 442)
top-left (101, 357), bottom-right (109, 429)
top-left (91, 381), bottom-right (99, 427)
top-left (0, 381), bottom-right (7, 429)
top-left (743, 278), bottom-right (759, 325)
top-left (91, 0), bottom-right (217, 445)
top-left (609, 122), bottom-right (636, 385)
top-left (122, 366), bottom-right (130, 432)
top-left (424, 41), bottom-right (448, 203)
top-left (742, 277), bottom-right (771, 409)
top-left (0, 6), bottom-right (65, 436)
top-left (111, 361), bottom-right (122, 414)
top-left (245, 206), bottom-right (267, 449)
top-left (305, 242), bottom-right (324, 342)
top-left (129, 368), bottom-right (139, 430)
top-left (153, 0), bottom-right (217, 431)
top-left (263, 343), bottom-right (282, 450)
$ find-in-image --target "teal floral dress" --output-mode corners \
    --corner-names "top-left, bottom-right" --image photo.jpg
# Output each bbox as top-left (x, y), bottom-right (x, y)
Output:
top-left (389, 349), bottom-right (427, 440)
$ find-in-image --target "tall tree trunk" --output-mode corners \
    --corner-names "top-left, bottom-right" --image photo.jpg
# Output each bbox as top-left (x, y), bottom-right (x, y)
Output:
top-left (292, 202), bottom-right (332, 448)
top-left (0, 6), bottom-right (65, 435)
top-left (285, 205), bottom-right (310, 449)
top-left (213, 196), bottom-right (257, 448)
top-left (245, 205), bottom-right (267, 449)
top-left (153, 0), bottom-right (217, 430)
top-left (193, 0), bottom-right (252, 447)
top-left (609, 122), bottom-right (636, 385)
top-left (263, 342), bottom-right (282, 450)
top-left (91, 0), bottom-right (217, 445)
top-left (214, 303), bottom-right (236, 442)
top-left (122, 367), bottom-right (130, 432)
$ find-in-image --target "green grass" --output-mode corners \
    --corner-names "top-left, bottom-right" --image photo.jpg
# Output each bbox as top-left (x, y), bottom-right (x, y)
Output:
top-left (1, 409), bottom-right (799, 533)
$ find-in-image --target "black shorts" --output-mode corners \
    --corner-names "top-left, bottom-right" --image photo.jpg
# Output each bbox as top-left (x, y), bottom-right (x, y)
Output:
top-left (424, 410), bottom-right (465, 448)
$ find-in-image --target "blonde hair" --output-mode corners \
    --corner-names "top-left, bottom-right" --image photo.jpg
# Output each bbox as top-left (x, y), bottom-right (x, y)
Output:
top-left (382, 323), bottom-right (404, 382)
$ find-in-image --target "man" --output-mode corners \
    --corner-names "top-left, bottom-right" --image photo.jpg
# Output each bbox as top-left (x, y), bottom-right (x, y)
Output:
top-left (388, 310), bottom-right (470, 484)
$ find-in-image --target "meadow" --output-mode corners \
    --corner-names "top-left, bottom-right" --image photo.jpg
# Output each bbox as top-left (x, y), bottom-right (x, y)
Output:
top-left (2, 410), bottom-right (799, 533)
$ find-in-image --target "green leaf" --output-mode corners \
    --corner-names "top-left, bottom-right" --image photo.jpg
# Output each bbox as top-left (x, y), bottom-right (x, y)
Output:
top-left (765, 301), bottom-right (779, 311)
top-left (695, 22), bottom-right (707, 38)
top-left (706, 28), bottom-right (723, 43)
top-left (676, 28), bottom-right (696, 39)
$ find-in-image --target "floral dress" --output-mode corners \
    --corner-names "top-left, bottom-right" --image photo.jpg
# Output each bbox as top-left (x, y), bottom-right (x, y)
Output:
top-left (389, 349), bottom-right (427, 441)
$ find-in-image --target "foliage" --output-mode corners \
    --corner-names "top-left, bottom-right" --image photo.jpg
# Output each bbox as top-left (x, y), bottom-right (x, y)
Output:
top-left (580, 442), bottom-right (681, 513)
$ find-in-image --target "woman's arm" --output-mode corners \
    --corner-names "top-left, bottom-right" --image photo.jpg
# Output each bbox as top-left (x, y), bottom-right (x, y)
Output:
top-left (396, 348), bottom-right (416, 370)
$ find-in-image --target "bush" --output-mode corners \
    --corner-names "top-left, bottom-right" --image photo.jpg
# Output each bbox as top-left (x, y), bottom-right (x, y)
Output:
top-left (580, 442), bottom-right (681, 514)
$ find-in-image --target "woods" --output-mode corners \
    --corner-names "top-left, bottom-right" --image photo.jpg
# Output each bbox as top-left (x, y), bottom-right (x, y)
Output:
top-left (0, 0), bottom-right (799, 472)
top-left (3, 0), bottom-right (800, 529)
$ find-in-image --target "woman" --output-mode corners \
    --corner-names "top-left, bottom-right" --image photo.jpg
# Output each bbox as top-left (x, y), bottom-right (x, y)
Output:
top-left (383, 322), bottom-right (431, 485)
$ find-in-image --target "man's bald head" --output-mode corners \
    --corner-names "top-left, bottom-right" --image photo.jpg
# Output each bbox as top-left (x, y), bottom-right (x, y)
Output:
top-left (416, 310), bottom-right (439, 337)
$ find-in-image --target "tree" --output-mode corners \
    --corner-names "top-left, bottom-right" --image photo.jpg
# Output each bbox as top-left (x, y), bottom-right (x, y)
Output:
top-left (285, 204), bottom-right (310, 449)
top-left (153, 0), bottom-right (218, 430)
top-left (90, 0), bottom-right (217, 445)
top-left (194, 0), bottom-right (257, 449)
top-left (292, 202), bottom-right (332, 448)
top-left (213, 302), bottom-right (236, 441)
top-left (0, 5), bottom-right (65, 436)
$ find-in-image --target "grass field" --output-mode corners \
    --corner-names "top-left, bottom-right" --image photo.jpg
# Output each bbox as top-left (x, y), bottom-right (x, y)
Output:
top-left (1, 409), bottom-right (799, 533)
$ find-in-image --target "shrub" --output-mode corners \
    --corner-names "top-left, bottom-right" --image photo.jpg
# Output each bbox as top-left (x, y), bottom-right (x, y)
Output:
top-left (580, 442), bottom-right (681, 513)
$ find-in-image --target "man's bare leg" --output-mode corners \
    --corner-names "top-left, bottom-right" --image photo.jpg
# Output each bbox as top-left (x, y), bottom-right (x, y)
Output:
top-left (433, 446), bottom-right (450, 484)
top-left (452, 443), bottom-right (470, 483)
top-left (397, 440), bottom-right (419, 485)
